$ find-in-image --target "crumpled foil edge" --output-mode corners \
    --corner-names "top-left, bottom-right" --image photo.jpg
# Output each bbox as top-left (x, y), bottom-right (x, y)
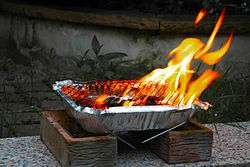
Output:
top-left (53, 80), bottom-right (195, 115)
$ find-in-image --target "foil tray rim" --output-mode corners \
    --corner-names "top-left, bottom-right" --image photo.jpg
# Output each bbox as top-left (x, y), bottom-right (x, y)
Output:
top-left (53, 80), bottom-right (195, 115)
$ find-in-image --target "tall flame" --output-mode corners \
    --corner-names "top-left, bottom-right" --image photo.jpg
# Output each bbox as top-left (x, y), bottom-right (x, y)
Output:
top-left (121, 8), bottom-right (233, 108)
top-left (61, 8), bottom-right (234, 110)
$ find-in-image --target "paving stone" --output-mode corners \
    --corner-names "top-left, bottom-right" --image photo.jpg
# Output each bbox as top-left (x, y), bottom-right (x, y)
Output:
top-left (0, 122), bottom-right (249, 167)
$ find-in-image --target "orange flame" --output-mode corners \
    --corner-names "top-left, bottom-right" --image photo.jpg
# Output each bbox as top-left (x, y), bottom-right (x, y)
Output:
top-left (93, 94), bottom-right (109, 109)
top-left (194, 8), bottom-right (208, 26)
top-left (195, 8), bottom-right (226, 59)
top-left (120, 8), bottom-right (233, 108)
top-left (199, 32), bottom-right (233, 65)
top-left (64, 9), bottom-right (234, 110)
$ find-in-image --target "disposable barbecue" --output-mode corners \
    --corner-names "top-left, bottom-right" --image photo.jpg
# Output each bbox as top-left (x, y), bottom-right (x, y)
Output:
top-left (53, 8), bottom-right (233, 143)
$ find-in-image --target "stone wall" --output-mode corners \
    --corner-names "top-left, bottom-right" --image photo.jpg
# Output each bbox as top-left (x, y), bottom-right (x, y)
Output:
top-left (0, 13), bottom-right (249, 137)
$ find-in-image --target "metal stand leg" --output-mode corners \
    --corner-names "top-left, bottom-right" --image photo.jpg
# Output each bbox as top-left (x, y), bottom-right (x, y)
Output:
top-left (107, 130), bottom-right (137, 149)
top-left (116, 135), bottom-right (137, 150)
top-left (141, 121), bottom-right (186, 143)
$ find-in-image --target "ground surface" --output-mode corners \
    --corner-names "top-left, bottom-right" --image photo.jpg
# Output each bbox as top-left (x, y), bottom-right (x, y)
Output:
top-left (0, 122), bottom-right (249, 167)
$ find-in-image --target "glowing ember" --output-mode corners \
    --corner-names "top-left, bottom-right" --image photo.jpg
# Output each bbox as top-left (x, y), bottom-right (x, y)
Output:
top-left (61, 8), bottom-right (233, 110)
top-left (93, 94), bottom-right (109, 109)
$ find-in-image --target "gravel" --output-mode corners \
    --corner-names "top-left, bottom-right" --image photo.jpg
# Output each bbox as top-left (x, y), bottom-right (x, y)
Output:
top-left (0, 122), bottom-right (249, 167)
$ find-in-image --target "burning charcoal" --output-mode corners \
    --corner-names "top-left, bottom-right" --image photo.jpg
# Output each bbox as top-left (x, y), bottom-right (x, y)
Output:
top-left (146, 96), bottom-right (157, 105)
top-left (105, 95), bottom-right (122, 107)
top-left (92, 94), bottom-right (131, 109)
top-left (78, 97), bottom-right (94, 107)
top-left (92, 95), bottom-right (109, 109)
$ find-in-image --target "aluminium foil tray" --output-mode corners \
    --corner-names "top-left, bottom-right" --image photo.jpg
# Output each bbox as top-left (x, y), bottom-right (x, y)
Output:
top-left (53, 80), bottom-right (196, 134)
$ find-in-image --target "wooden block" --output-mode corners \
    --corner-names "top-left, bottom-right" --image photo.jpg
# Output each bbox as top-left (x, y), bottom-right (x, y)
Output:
top-left (40, 110), bottom-right (117, 167)
top-left (149, 120), bottom-right (213, 164)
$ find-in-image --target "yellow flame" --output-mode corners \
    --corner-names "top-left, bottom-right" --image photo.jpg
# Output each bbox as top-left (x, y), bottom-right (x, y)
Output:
top-left (195, 8), bottom-right (226, 59)
top-left (122, 8), bottom-right (233, 107)
top-left (200, 32), bottom-right (234, 65)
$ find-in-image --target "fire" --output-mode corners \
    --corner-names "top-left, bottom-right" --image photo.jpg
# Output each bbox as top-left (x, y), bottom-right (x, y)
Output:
top-left (61, 8), bottom-right (233, 110)
top-left (194, 8), bottom-right (208, 26)
top-left (120, 8), bottom-right (233, 108)
top-left (93, 94), bottom-right (109, 109)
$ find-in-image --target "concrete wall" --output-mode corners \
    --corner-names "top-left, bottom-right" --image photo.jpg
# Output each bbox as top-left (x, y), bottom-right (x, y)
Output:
top-left (1, 14), bottom-right (250, 72)
top-left (2, 14), bottom-right (250, 75)
top-left (0, 14), bottom-right (249, 137)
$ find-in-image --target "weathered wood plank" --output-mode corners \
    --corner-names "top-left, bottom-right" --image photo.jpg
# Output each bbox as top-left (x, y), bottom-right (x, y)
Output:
top-left (1, 0), bottom-right (250, 33)
top-left (0, 0), bottom-right (159, 30)
top-left (40, 110), bottom-right (117, 167)
top-left (149, 120), bottom-right (213, 164)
